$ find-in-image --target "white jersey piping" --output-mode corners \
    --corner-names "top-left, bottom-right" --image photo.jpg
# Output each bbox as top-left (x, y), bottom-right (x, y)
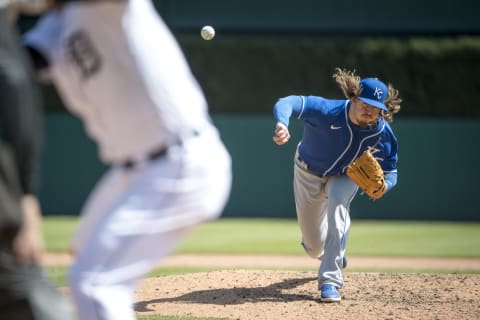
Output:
top-left (384, 169), bottom-right (398, 174)
top-left (297, 96), bottom-right (306, 119)
top-left (348, 122), bottom-right (385, 167)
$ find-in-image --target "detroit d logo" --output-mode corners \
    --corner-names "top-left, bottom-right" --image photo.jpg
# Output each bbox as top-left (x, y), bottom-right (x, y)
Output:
top-left (373, 87), bottom-right (383, 100)
top-left (67, 30), bottom-right (102, 80)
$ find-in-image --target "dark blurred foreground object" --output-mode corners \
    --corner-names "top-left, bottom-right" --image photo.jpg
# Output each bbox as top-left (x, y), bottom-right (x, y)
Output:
top-left (0, 2), bottom-right (73, 319)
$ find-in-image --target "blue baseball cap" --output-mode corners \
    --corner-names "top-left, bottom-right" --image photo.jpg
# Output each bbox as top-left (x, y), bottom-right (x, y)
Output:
top-left (358, 78), bottom-right (388, 111)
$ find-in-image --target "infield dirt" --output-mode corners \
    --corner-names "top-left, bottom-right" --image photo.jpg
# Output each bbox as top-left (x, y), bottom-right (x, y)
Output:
top-left (46, 253), bottom-right (480, 320)
top-left (134, 270), bottom-right (480, 320)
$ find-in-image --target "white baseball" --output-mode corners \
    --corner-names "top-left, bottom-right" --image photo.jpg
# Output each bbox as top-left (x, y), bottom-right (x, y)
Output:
top-left (201, 25), bottom-right (215, 40)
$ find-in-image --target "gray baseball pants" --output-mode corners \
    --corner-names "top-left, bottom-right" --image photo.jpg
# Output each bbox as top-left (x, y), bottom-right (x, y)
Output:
top-left (293, 154), bottom-right (358, 289)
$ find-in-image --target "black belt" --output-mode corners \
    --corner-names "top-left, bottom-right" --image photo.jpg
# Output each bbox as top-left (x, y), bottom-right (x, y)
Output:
top-left (119, 130), bottom-right (202, 170)
top-left (121, 147), bottom-right (168, 169)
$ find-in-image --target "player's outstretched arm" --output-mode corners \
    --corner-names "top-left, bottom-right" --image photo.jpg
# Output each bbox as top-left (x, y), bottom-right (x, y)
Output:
top-left (273, 122), bottom-right (290, 145)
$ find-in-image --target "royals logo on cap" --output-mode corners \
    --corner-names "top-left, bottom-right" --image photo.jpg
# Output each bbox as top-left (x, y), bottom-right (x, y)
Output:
top-left (358, 78), bottom-right (388, 111)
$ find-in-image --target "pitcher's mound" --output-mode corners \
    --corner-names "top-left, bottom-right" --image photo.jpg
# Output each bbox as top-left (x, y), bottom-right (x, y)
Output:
top-left (134, 270), bottom-right (480, 320)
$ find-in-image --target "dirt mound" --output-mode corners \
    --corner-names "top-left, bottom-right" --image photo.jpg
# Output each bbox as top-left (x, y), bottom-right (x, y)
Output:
top-left (134, 270), bottom-right (480, 320)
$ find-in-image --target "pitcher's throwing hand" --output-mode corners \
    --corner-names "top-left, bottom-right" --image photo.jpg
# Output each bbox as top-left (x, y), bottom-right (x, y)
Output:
top-left (273, 122), bottom-right (290, 145)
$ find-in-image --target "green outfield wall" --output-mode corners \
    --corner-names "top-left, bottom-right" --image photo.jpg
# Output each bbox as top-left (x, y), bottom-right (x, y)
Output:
top-left (39, 114), bottom-right (479, 221)
top-left (18, 0), bottom-right (480, 35)
top-left (152, 0), bottom-right (480, 35)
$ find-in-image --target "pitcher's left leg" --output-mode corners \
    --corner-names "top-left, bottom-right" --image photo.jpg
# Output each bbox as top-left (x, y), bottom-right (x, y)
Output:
top-left (318, 176), bottom-right (357, 292)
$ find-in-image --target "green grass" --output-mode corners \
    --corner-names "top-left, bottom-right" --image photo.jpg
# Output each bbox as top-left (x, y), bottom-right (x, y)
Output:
top-left (43, 216), bottom-right (480, 257)
top-left (42, 216), bottom-right (78, 251)
top-left (45, 266), bottom-right (69, 286)
top-left (348, 221), bottom-right (480, 257)
top-left (175, 218), bottom-right (303, 254)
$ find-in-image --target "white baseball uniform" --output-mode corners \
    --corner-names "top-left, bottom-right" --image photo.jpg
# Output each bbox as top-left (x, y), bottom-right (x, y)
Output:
top-left (25, 1), bottom-right (232, 319)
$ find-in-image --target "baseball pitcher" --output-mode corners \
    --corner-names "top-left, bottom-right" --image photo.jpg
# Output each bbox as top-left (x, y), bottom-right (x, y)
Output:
top-left (272, 68), bottom-right (401, 302)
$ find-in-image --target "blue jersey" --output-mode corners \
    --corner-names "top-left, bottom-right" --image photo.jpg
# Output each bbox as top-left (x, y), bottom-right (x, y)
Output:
top-left (274, 95), bottom-right (398, 191)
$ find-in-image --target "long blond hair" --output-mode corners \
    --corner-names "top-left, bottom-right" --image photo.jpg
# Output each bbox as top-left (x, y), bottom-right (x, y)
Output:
top-left (332, 68), bottom-right (401, 122)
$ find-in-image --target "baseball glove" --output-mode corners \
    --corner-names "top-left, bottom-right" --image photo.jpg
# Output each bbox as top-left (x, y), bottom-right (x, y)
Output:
top-left (346, 149), bottom-right (386, 200)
